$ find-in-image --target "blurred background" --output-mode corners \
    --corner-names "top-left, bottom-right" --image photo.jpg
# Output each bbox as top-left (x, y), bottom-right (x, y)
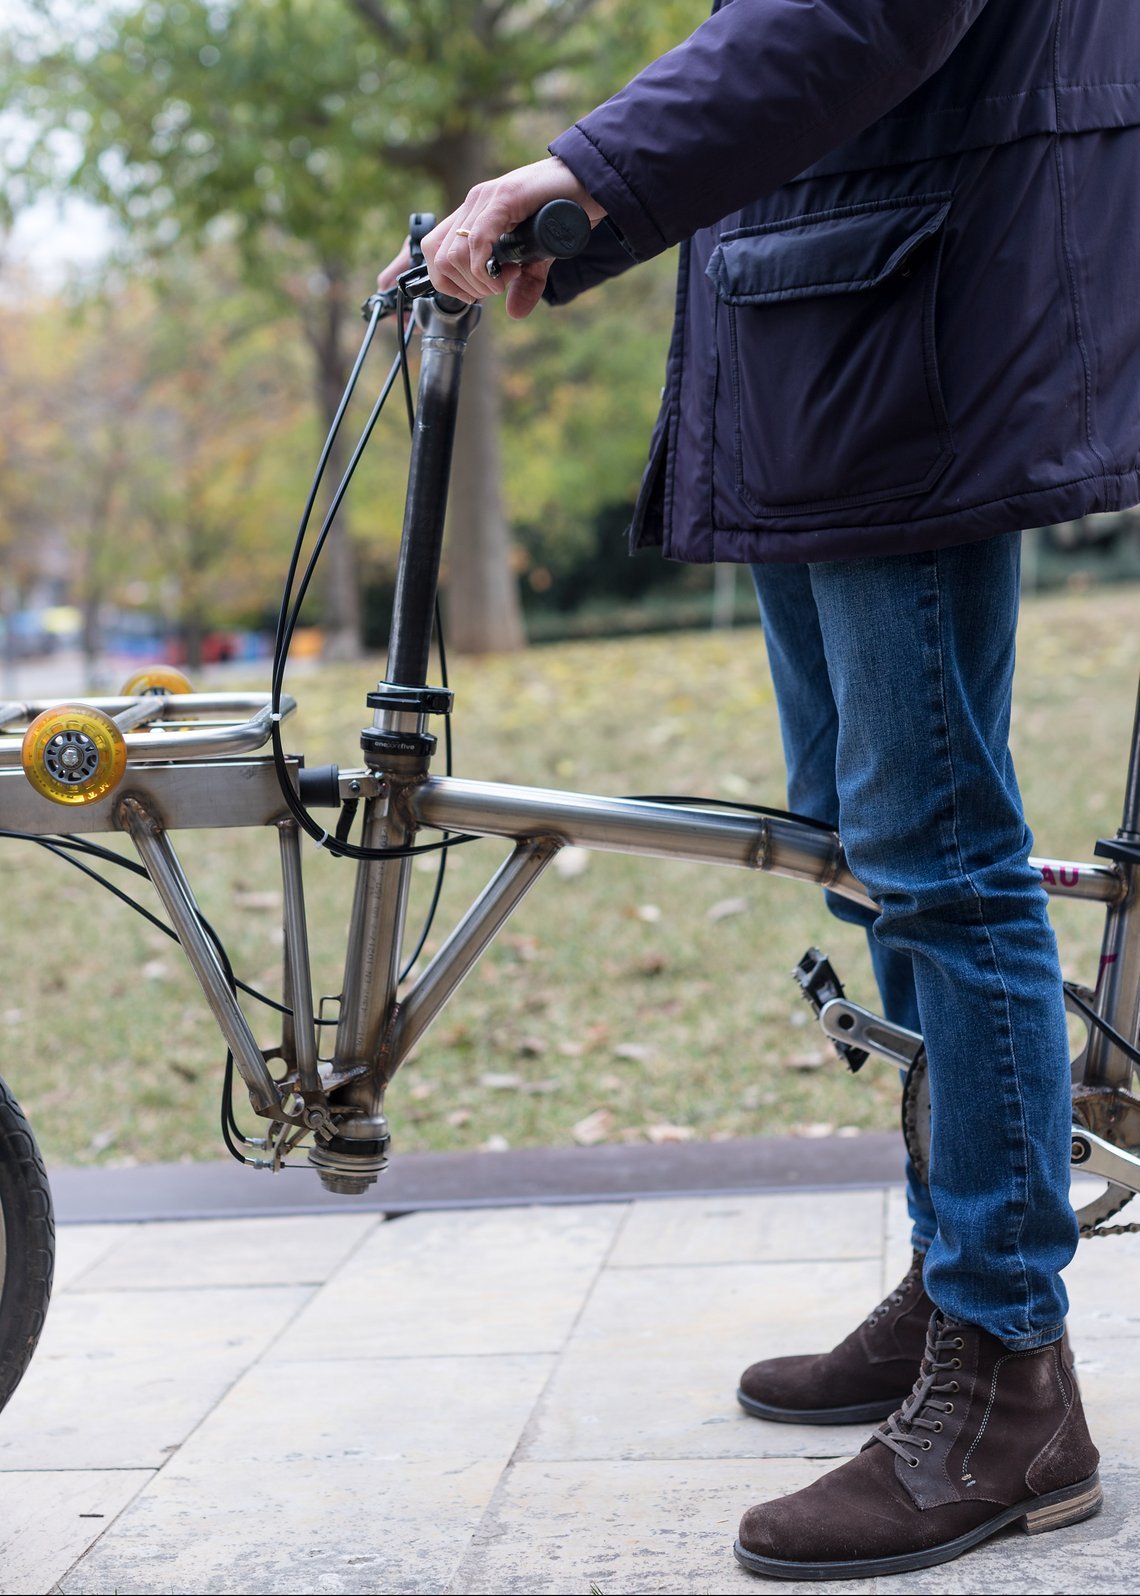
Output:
top-left (0, 2), bottom-right (1137, 1170)
top-left (1, 0), bottom-right (1137, 695)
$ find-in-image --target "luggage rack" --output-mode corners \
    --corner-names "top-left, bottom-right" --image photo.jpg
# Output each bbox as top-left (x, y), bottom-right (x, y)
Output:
top-left (0, 678), bottom-right (304, 834)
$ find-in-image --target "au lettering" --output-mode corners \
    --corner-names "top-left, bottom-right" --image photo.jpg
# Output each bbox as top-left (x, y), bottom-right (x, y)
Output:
top-left (1040, 865), bottom-right (1080, 888)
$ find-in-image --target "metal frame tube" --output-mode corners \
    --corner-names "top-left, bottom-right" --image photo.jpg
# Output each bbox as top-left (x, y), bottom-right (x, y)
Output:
top-left (118, 795), bottom-right (280, 1116)
top-left (276, 819), bottom-right (319, 1094)
top-left (388, 838), bottom-right (559, 1072)
top-left (385, 301), bottom-right (481, 687)
top-left (406, 776), bottom-right (1122, 904)
top-left (333, 791), bottom-right (415, 1092)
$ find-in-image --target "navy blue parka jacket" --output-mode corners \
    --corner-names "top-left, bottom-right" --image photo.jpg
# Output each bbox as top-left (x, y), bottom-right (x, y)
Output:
top-left (546, 0), bottom-right (1140, 564)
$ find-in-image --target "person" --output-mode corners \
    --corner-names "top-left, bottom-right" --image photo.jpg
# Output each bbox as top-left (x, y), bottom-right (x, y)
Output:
top-left (379, 0), bottom-right (1140, 1578)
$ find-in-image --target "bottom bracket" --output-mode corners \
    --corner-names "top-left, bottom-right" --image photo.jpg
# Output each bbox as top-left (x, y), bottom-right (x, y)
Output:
top-left (308, 1133), bottom-right (390, 1196)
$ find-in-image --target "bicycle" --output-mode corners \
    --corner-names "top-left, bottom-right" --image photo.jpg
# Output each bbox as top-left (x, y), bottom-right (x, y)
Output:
top-left (0, 202), bottom-right (1137, 1419)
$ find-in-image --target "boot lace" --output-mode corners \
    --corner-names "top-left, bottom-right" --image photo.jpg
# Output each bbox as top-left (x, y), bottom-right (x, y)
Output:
top-left (871, 1321), bottom-right (965, 1468)
top-left (864, 1259), bottom-right (922, 1328)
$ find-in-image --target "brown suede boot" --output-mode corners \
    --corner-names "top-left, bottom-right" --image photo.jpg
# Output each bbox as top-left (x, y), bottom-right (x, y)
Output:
top-left (735, 1311), bottom-right (1102, 1580)
top-left (737, 1249), bottom-right (932, 1424)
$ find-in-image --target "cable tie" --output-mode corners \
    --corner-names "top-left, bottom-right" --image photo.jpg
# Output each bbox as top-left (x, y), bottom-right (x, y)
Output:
top-left (311, 829), bottom-right (330, 849)
top-left (269, 711), bottom-right (283, 723)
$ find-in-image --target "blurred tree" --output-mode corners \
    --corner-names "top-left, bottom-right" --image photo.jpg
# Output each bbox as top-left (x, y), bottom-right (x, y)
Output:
top-left (3, 0), bottom-right (704, 656)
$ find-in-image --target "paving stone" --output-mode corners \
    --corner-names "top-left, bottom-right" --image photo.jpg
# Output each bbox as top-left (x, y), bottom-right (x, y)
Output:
top-left (0, 1469), bottom-right (153, 1596)
top-left (61, 1356), bottom-right (554, 1596)
top-left (58, 1458), bottom-right (502, 1596)
top-left (266, 1203), bottom-right (626, 1362)
top-left (53, 1224), bottom-right (142, 1293)
top-left (607, 1189), bottom-right (886, 1269)
top-left (451, 1457), bottom-right (874, 1596)
top-left (517, 1258), bottom-right (880, 1461)
top-left (155, 1352), bottom-right (555, 1468)
top-left (0, 1286), bottom-right (312, 1470)
top-left (67, 1212), bottom-right (381, 1291)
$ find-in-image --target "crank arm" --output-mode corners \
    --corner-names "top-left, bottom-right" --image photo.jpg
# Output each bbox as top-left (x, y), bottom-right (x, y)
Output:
top-left (818, 999), bottom-right (925, 1067)
top-left (1071, 1127), bottom-right (1140, 1194)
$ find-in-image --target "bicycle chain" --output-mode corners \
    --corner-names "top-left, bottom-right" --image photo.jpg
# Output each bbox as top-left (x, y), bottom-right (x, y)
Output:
top-left (1081, 1216), bottom-right (1140, 1238)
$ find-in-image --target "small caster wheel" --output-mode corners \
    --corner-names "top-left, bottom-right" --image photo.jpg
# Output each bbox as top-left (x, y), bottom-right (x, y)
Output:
top-left (120, 665), bottom-right (193, 697)
top-left (21, 705), bottom-right (127, 806)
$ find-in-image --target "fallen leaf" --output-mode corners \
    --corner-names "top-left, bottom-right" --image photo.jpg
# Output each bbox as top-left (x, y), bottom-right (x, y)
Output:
top-left (142, 960), bottom-right (169, 981)
top-left (557, 1040), bottom-right (586, 1058)
top-left (613, 1042), bottom-right (653, 1062)
top-left (553, 846), bottom-right (590, 879)
top-left (480, 1071), bottom-right (522, 1090)
top-left (836, 1125), bottom-right (862, 1138)
top-left (480, 1134), bottom-right (511, 1153)
top-left (233, 890), bottom-right (281, 912)
top-left (793, 1121), bottom-right (835, 1138)
top-left (644, 1123), bottom-right (696, 1143)
top-left (409, 1080), bottom-right (435, 1101)
top-left (516, 1035), bottom-right (547, 1058)
top-left (633, 904), bottom-right (662, 923)
top-left (782, 1051), bottom-right (826, 1071)
top-left (572, 1108), bottom-right (614, 1145)
top-left (519, 1078), bottom-right (561, 1095)
top-left (634, 953), bottom-right (668, 977)
top-left (446, 1108), bottom-right (472, 1128)
top-left (707, 896), bottom-right (748, 921)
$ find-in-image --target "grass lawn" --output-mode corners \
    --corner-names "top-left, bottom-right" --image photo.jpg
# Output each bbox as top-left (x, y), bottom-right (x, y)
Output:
top-left (0, 584), bottom-right (1135, 1169)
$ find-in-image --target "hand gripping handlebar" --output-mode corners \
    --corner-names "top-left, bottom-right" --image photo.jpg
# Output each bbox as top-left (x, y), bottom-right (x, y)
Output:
top-left (369, 200), bottom-right (592, 315)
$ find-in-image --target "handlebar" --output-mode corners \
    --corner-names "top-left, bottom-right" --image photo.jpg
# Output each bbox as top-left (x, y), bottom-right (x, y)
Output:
top-left (368, 201), bottom-right (592, 316)
top-left (486, 199), bottom-right (592, 277)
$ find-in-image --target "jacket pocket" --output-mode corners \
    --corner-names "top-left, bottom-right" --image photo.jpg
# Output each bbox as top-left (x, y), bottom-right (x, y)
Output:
top-left (706, 195), bottom-right (954, 516)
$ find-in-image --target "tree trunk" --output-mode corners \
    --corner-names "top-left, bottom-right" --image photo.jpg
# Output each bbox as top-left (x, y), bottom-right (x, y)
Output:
top-left (438, 133), bottom-right (526, 655)
top-left (310, 269), bottom-right (363, 661)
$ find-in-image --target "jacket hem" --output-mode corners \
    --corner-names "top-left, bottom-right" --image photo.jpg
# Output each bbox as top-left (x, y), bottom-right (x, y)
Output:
top-left (678, 470), bottom-right (1140, 565)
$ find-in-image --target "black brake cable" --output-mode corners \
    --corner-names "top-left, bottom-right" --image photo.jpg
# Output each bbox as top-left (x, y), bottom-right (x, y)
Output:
top-left (268, 299), bottom-right (477, 862)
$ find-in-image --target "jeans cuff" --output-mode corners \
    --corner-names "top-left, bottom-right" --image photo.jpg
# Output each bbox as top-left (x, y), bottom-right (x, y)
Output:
top-left (1000, 1320), bottom-right (1066, 1352)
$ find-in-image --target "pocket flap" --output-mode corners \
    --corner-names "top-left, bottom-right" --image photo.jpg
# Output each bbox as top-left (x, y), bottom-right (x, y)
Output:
top-left (706, 196), bottom-right (951, 305)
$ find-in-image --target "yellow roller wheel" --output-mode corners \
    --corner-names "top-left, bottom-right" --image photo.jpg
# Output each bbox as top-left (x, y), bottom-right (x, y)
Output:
top-left (21, 706), bottom-right (127, 807)
top-left (119, 665), bottom-right (193, 697)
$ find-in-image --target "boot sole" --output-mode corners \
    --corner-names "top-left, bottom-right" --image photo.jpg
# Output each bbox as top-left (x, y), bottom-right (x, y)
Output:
top-left (735, 1387), bottom-right (903, 1425)
top-left (733, 1471), bottom-right (1102, 1581)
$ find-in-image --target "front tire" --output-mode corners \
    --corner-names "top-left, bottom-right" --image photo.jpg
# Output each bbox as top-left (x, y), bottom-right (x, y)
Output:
top-left (0, 1076), bottom-right (54, 1414)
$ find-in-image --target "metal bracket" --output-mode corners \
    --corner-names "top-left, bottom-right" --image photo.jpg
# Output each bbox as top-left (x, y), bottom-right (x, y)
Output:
top-left (1071, 1127), bottom-right (1140, 1194)
top-left (818, 998), bottom-right (925, 1068)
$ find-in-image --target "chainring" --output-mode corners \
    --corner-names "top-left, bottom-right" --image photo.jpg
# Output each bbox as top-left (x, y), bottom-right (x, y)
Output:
top-left (899, 1051), bottom-right (1136, 1238)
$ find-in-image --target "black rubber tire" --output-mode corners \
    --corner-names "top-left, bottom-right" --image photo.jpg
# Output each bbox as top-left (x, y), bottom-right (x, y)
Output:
top-left (0, 1075), bottom-right (54, 1414)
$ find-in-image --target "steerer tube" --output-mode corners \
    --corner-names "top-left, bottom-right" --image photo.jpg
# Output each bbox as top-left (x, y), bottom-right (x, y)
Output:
top-left (384, 299), bottom-right (482, 688)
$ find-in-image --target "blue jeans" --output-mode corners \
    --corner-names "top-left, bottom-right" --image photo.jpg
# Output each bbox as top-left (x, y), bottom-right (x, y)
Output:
top-left (751, 534), bottom-right (1078, 1349)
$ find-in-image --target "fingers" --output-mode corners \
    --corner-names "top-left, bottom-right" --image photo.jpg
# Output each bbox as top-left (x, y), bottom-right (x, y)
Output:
top-left (423, 190), bottom-right (512, 304)
top-left (376, 237), bottom-right (412, 291)
top-left (505, 260), bottom-right (553, 320)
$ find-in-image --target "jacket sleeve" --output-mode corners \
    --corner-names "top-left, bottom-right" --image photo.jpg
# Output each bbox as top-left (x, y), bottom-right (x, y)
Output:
top-left (549, 0), bottom-right (993, 259)
top-left (543, 219), bottom-right (639, 306)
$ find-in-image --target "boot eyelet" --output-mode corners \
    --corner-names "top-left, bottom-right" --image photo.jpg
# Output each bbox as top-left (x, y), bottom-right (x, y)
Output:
top-left (952, 1338), bottom-right (964, 1349)
top-left (908, 1456), bottom-right (919, 1467)
top-left (932, 1421), bottom-right (943, 1432)
top-left (944, 1402), bottom-right (954, 1413)
top-left (951, 1358), bottom-right (962, 1369)
top-left (949, 1383), bottom-right (959, 1393)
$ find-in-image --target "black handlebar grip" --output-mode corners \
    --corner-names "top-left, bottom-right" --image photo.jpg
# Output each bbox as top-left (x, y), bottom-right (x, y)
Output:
top-left (491, 200), bottom-right (591, 268)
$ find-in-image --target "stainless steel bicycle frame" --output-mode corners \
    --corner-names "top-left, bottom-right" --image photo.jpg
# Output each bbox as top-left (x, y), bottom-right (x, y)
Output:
top-left (1, 295), bottom-right (1135, 1197)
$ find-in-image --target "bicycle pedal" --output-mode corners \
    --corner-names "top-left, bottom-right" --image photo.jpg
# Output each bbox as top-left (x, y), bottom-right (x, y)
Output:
top-left (792, 947), bottom-right (869, 1073)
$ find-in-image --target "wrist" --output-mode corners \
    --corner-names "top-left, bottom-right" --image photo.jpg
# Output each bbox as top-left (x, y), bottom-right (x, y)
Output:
top-left (547, 156), bottom-right (607, 226)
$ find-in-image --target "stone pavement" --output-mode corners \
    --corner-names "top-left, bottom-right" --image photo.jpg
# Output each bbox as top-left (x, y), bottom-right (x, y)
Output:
top-left (2, 1184), bottom-right (1139, 1595)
